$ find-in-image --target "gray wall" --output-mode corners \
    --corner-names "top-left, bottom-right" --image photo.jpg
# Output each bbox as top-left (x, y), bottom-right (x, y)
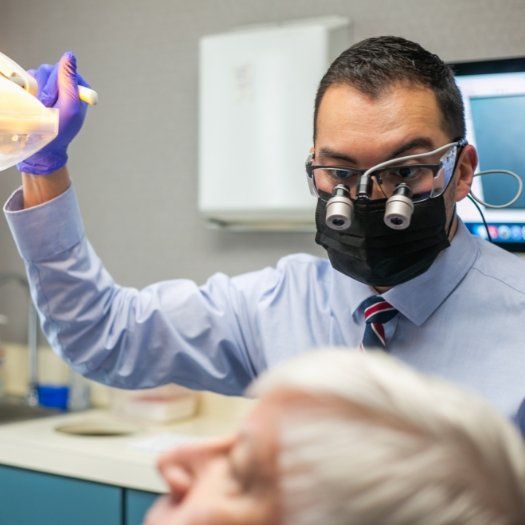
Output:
top-left (1, 0), bottom-right (525, 343)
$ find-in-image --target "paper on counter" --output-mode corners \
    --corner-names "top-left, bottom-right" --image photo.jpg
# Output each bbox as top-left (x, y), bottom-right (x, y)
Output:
top-left (128, 432), bottom-right (205, 453)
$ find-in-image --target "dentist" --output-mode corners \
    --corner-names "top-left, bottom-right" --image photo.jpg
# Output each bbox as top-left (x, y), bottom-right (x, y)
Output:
top-left (4, 37), bottom-right (525, 422)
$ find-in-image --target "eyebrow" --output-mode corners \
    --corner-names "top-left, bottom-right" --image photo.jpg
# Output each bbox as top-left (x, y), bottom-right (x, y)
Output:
top-left (318, 137), bottom-right (437, 165)
top-left (317, 148), bottom-right (358, 164)
top-left (389, 137), bottom-right (436, 158)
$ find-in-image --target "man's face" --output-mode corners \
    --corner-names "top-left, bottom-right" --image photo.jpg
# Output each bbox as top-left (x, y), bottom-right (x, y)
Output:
top-left (314, 83), bottom-right (475, 225)
top-left (144, 397), bottom-right (283, 525)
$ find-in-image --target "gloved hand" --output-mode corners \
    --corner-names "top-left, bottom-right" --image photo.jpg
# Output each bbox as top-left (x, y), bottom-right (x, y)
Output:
top-left (17, 51), bottom-right (90, 175)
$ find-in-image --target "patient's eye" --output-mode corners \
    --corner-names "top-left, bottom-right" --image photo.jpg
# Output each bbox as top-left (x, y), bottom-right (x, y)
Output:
top-left (229, 436), bottom-right (256, 490)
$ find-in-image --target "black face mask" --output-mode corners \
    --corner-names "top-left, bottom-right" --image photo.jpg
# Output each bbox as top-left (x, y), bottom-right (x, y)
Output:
top-left (315, 196), bottom-right (451, 287)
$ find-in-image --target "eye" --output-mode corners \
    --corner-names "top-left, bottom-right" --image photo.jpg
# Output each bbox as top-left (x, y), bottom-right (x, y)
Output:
top-left (398, 166), bottom-right (412, 177)
top-left (397, 166), bottom-right (423, 178)
top-left (381, 165), bottom-right (431, 181)
top-left (331, 168), bottom-right (352, 181)
top-left (228, 440), bottom-right (255, 490)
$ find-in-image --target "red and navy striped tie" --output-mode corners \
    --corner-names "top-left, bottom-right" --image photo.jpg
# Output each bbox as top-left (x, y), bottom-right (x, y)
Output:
top-left (361, 296), bottom-right (398, 351)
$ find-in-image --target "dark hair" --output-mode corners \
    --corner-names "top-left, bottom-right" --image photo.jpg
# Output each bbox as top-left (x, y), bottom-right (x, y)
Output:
top-left (313, 36), bottom-right (465, 141)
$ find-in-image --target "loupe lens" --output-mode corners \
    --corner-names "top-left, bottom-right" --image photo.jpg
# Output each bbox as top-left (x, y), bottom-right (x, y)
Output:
top-left (325, 185), bottom-right (353, 230)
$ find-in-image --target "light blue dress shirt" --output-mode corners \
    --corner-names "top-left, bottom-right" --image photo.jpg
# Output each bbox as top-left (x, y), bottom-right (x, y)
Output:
top-left (4, 185), bottom-right (525, 420)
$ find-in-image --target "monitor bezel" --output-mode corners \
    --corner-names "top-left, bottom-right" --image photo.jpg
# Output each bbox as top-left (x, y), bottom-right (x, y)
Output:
top-left (449, 56), bottom-right (525, 76)
top-left (447, 56), bottom-right (525, 252)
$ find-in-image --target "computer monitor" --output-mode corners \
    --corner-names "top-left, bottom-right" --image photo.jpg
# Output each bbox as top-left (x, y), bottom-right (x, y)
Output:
top-left (450, 57), bottom-right (525, 251)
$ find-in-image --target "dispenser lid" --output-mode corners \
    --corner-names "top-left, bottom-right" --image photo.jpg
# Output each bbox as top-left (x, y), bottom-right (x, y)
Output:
top-left (0, 50), bottom-right (38, 96)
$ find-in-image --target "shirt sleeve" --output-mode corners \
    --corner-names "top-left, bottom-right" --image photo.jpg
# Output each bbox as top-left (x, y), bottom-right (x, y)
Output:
top-left (3, 186), bottom-right (260, 394)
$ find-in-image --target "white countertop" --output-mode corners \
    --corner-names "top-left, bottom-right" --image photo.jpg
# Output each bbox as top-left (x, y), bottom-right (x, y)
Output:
top-left (0, 409), bottom-right (242, 493)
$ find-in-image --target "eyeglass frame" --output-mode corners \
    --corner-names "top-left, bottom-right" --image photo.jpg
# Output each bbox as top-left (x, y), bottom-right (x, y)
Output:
top-left (305, 138), bottom-right (468, 202)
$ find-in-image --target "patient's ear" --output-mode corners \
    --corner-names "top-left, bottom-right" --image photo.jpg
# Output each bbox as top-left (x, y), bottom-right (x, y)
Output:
top-left (454, 145), bottom-right (478, 202)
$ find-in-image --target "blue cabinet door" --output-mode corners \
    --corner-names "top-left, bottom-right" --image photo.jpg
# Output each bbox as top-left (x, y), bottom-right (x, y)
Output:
top-left (126, 489), bottom-right (160, 525)
top-left (0, 465), bottom-right (122, 525)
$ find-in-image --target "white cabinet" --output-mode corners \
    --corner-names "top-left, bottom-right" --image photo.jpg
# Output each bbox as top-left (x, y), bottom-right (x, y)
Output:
top-left (199, 17), bottom-right (351, 230)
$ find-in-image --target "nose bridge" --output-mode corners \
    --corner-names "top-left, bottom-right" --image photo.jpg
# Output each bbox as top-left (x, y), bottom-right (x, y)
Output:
top-left (193, 435), bottom-right (236, 470)
top-left (369, 176), bottom-right (385, 200)
top-left (352, 173), bottom-right (384, 200)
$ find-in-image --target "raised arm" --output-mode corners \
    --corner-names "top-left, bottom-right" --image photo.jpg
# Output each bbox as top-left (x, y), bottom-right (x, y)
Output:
top-left (6, 53), bottom-right (259, 394)
top-left (22, 167), bottom-right (71, 208)
top-left (18, 51), bottom-right (87, 206)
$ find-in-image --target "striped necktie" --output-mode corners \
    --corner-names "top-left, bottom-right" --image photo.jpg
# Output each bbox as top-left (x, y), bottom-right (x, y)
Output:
top-left (361, 296), bottom-right (398, 351)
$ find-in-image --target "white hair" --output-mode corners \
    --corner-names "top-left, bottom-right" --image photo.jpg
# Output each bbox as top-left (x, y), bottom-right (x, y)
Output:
top-left (249, 349), bottom-right (525, 525)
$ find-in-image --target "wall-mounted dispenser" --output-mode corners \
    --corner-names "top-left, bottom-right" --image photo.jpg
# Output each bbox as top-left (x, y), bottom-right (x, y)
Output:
top-left (198, 17), bottom-right (351, 231)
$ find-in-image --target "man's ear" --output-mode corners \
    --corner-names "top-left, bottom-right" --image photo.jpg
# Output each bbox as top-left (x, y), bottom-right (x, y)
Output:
top-left (454, 145), bottom-right (478, 202)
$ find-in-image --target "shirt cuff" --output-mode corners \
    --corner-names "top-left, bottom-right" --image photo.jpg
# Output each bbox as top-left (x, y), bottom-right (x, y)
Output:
top-left (3, 184), bottom-right (85, 262)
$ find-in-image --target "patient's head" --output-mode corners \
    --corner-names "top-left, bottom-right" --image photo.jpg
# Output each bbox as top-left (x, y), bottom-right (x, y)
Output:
top-left (146, 350), bottom-right (525, 525)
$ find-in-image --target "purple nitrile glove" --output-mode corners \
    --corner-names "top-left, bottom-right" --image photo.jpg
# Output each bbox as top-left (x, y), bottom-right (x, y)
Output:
top-left (17, 51), bottom-right (90, 175)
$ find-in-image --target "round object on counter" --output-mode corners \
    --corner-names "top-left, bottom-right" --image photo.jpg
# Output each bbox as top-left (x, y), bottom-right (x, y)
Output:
top-left (55, 419), bottom-right (141, 436)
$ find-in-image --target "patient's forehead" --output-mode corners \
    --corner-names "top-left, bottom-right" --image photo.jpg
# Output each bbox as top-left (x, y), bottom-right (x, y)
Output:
top-left (250, 389), bottom-right (388, 431)
top-left (253, 390), bottom-right (342, 416)
top-left (244, 390), bottom-right (331, 439)
top-left (239, 392), bottom-right (308, 457)
top-left (249, 391), bottom-right (314, 421)
top-left (252, 389), bottom-right (428, 438)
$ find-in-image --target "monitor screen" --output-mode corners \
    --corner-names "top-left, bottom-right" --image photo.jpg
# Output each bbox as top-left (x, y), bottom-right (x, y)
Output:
top-left (450, 57), bottom-right (525, 251)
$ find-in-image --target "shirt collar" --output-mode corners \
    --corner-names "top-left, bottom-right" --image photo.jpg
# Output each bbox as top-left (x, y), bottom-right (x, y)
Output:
top-left (331, 220), bottom-right (479, 326)
top-left (383, 220), bottom-right (478, 325)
